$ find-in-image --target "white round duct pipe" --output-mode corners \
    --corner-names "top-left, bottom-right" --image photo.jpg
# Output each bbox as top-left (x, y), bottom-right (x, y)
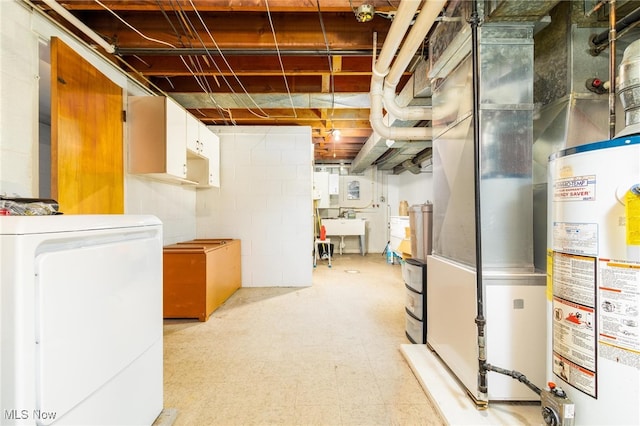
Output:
top-left (369, 0), bottom-right (445, 140)
top-left (369, 88), bottom-right (431, 140)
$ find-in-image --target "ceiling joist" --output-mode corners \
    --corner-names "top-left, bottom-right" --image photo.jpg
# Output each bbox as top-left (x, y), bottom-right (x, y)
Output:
top-left (37, 0), bottom-right (414, 163)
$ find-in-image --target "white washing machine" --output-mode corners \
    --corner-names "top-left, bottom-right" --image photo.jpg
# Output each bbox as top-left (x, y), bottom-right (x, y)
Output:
top-left (0, 215), bottom-right (163, 425)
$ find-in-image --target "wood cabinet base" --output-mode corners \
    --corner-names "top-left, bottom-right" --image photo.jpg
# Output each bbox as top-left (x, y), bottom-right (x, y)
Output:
top-left (163, 239), bottom-right (241, 321)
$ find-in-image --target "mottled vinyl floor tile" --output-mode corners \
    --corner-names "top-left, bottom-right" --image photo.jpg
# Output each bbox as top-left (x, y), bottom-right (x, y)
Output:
top-left (163, 254), bottom-right (444, 426)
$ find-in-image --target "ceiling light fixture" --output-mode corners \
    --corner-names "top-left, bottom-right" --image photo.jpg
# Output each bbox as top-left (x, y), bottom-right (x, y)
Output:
top-left (355, 4), bottom-right (375, 23)
top-left (331, 129), bottom-right (341, 141)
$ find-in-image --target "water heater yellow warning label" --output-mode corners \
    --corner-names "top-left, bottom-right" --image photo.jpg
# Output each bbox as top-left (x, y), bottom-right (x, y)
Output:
top-left (626, 185), bottom-right (640, 246)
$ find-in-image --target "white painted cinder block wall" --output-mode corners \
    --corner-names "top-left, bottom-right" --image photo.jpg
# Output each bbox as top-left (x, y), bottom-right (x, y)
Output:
top-left (1, 1), bottom-right (39, 197)
top-left (197, 126), bottom-right (314, 287)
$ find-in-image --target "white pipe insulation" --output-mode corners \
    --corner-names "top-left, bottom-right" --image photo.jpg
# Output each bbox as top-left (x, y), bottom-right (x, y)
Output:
top-left (374, 1), bottom-right (421, 76)
top-left (370, 0), bottom-right (446, 140)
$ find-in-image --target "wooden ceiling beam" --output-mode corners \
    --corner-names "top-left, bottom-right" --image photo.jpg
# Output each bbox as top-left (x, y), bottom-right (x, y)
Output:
top-left (312, 137), bottom-right (370, 145)
top-left (189, 108), bottom-right (370, 121)
top-left (54, 1), bottom-right (400, 13)
top-left (200, 117), bottom-right (373, 129)
top-left (149, 74), bottom-right (376, 93)
top-left (311, 127), bottom-right (373, 137)
top-left (77, 12), bottom-right (392, 50)
top-left (123, 55), bottom-right (378, 76)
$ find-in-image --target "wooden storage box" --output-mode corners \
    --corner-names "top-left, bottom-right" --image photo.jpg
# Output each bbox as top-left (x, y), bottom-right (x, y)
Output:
top-left (163, 239), bottom-right (241, 321)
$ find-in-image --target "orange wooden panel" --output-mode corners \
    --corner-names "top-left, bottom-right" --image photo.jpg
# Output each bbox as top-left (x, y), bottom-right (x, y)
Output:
top-left (206, 240), bottom-right (241, 316)
top-left (163, 250), bottom-right (208, 320)
top-left (51, 37), bottom-right (124, 214)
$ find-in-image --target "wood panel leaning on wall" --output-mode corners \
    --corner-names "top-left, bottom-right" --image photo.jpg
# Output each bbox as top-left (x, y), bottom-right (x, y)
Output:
top-left (51, 37), bottom-right (124, 214)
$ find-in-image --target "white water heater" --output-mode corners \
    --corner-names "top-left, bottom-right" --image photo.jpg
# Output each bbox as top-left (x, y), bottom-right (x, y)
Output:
top-left (547, 136), bottom-right (640, 425)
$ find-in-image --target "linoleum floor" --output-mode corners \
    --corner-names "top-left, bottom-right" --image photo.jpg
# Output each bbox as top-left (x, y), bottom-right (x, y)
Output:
top-left (163, 253), bottom-right (445, 426)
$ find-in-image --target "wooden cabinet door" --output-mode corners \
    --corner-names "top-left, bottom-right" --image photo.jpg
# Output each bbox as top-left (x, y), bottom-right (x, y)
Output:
top-left (200, 126), bottom-right (220, 187)
top-left (51, 37), bottom-right (123, 214)
top-left (185, 112), bottom-right (201, 154)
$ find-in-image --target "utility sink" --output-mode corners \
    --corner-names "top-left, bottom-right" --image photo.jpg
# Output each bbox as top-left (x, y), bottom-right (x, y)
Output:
top-left (322, 218), bottom-right (366, 236)
top-left (321, 219), bottom-right (367, 255)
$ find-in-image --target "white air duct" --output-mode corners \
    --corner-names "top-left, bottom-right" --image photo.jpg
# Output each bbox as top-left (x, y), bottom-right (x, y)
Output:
top-left (369, 0), bottom-right (446, 140)
top-left (382, 0), bottom-right (444, 122)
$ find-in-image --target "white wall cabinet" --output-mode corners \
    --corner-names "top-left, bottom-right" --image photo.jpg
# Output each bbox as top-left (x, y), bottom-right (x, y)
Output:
top-left (186, 121), bottom-right (220, 188)
top-left (186, 113), bottom-right (213, 159)
top-left (203, 129), bottom-right (220, 187)
top-left (130, 96), bottom-right (220, 187)
top-left (313, 171), bottom-right (330, 208)
top-left (185, 113), bottom-right (202, 155)
top-left (328, 173), bottom-right (339, 195)
top-left (129, 96), bottom-right (190, 182)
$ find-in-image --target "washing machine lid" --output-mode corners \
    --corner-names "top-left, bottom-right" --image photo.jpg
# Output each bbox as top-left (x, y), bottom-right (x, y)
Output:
top-left (0, 214), bottom-right (161, 235)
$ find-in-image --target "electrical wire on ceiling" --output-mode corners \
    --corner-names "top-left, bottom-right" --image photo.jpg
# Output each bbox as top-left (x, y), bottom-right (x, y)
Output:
top-left (156, 0), bottom-right (186, 48)
top-left (186, 0), bottom-right (275, 120)
top-left (94, 0), bottom-right (233, 122)
top-left (94, 0), bottom-right (276, 124)
top-left (161, 0), bottom-right (248, 122)
top-left (316, 0), bottom-right (340, 148)
top-left (168, 0), bottom-right (235, 123)
top-left (264, 0), bottom-right (297, 118)
top-left (132, 55), bottom-right (151, 67)
top-left (94, 0), bottom-right (173, 48)
top-left (167, 6), bottom-right (224, 116)
top-left (316, 0), bottom-right (335, 113)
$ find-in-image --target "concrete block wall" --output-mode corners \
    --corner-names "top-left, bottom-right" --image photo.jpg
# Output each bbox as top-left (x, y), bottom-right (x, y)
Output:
top-left (1, 1), bottom-right (39, 197)
top-left (197, 126), bottom-right (314, 287)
